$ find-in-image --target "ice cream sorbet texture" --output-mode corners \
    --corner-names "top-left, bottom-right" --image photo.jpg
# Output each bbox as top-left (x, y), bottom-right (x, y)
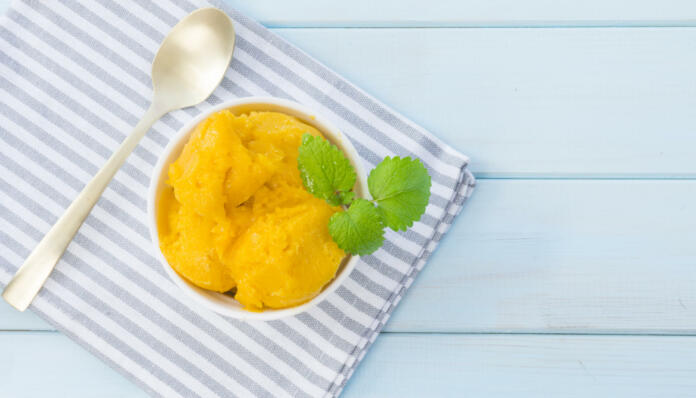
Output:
top-left (157, 110), bottom-right (346, 311)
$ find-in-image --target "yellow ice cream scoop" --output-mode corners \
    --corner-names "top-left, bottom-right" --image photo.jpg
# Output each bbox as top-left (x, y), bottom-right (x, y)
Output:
top-left (157, 109), bottom-right (346, 310)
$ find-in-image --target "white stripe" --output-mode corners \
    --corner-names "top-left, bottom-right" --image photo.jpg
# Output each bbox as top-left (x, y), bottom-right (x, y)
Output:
top-left (308, 305), bottom-right (362, 347)
top-left (355, 264), bottom-right (400, 293)
top-left (280, 316), bottom-right (349, 363)
top-left (341, 277), bottom-right (387, 312)
top-left (325, 294), bottom-right (374, 330)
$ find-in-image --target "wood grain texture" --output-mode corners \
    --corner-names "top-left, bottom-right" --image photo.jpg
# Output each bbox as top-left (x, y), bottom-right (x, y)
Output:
top-left (1, 332), bottom-right (147, 397)
top-left (225, 0), bottom-right (696, 27)
top-left (273, 27), bottom-right (696, 178)
top-left (0, 300), bottom-right (48, 330)
top-left (386, 180), bottom-right (696, 333)
top-left (343, 334), bottom-right (696, 397)
top-left (3, 332), bottom-right (696, 398)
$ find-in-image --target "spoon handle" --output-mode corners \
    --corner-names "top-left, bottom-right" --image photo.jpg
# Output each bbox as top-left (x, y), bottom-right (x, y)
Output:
top-left (2, 104), bottom-right (165, 311)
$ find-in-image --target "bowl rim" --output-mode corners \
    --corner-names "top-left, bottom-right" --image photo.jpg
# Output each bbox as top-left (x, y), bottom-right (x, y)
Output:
top-left (147, 96), bottom-right (367, 320)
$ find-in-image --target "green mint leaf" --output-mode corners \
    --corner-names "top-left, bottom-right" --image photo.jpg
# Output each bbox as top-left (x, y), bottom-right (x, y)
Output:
top-left (328, 199), bottom-right (384, 255)
top-left (297, 133), bottom-right (356, 206)
top-left (337, 191), bottom-right (355, 206)
top-left (368, 156), bottom-right (432, 231)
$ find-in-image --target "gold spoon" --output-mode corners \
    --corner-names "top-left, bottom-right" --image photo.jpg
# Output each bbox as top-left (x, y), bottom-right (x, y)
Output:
top-left (2, 7), bottom-right (235, 311)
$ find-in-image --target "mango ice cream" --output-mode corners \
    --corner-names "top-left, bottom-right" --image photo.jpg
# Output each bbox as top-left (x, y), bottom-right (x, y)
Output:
top-left (157, 110), bottom-right (346, 311)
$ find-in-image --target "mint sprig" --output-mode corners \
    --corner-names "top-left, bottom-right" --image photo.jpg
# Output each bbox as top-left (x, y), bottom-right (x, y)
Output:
top-left (297, 133), bottom-right (432, 255)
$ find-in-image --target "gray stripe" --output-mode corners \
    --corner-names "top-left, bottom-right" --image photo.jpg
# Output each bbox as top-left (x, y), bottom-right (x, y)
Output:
top-left (232, 58), bottom-right (294, 99)
top-left (215, 2), bottom-right (466, 168)
top-left (20, 2), bottom-right (183, 135)
top-left (381, 240), bottom-right (417, 265)
top-left (317, 300), bottom-right (368, 337)
top-left (65, 0), bottom-right (153, 64)
top-left (335, 285), bottom-right (381, 319)
top-left (296, 313), bottom-right (354, 354)
top-left (360, 255), bottom-right (406, 283)
top-left (131, 0), bottom-right (178, 27)
top-left (0, 120), bottom-right (145, 211)
top-left (0, 236), bottom-right (201, 398)
top-left (97, 1), bottom-right (166, 45)
top-left (268, 320), bottom-right (344, 372)
top-left (348, 270), bottom-right (392, 301)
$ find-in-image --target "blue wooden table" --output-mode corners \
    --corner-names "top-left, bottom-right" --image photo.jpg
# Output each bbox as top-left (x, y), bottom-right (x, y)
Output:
top-left (4, 1), bottom-right (696, 396)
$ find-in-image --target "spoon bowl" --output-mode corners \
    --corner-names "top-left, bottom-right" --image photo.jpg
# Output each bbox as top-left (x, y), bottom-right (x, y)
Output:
top-left (2, 7), bottom-right (235, 312)
top-left (152, 8), bottom-right (235, 110)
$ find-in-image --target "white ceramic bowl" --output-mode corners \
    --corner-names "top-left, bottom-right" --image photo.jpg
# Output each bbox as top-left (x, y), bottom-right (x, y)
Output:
top-left (148, 97), bottom-right (367, 320)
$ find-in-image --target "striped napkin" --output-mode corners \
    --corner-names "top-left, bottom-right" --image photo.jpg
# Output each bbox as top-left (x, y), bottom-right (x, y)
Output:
top-left (0, 1), bottom-right (474, 396)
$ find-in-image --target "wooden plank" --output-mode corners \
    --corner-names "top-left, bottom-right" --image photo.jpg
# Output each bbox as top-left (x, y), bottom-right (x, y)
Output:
top-left (385, 180), bottom-right (696, 333)
top-left (223, 0), bottom-right (696, 27)
top-left (3, 1), bottom-right (696, 27)
top-left (1, 332), bottom-right (147, 397)
top-left (0, 300), bottom-right (50, 330)
top-left (344, 333), bottom-right (696, 397)
top-left (274, 27), bottom-right (696, 178)
top-left (3, 180), bottom-right (695, 334)
top-left (3, 332), bottom-right (696, 397)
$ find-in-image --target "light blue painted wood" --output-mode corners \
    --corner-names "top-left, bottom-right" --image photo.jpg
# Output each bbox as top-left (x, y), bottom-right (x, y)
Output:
top-left (225, 0), bottom-right (696, 27)
top-left (343, 334), bottom-right (696, 397)
top-left (0, 300), bottom-right (49, 330)
top-left (3, 332), bottom-right (696, 398)
top-left (386, 180), bottom-right (696, 333)
top-left (3, 1), bottom-right (696, 27)
top-left (1, 332), bottom-right (147, 397)
top-left (0, 0), bottom-right (9, 16)
top-left (273, 27), bottom-right (696, 178)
